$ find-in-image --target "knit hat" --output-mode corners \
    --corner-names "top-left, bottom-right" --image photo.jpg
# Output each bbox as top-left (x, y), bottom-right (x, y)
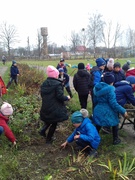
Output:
top-left (103, 72), bottom-right (115, 84)
top-left (96, 58), bottom-right (106, 67)
top-left (78, 63), bottom-right (85, 69)
top-left (114, 62), bottom-right (121, 68)
top-left (107, 58), bottom-right (114, 69)
top-left (46, 65), bottom-right (59, 78)
top-left (80, 108), bottom-right (89, 118)
top-left (58, 68), bottom-right (64, 73)
top-left (122, 63), bottom-right (130, 71)
top-left (12, 60), bottom-right (16, 65)
top-left (126, 76), bottom-right (135, 84)
top-left (60, 58), bottom-right (65, 62)
top-left (71, 111), bottom-right (84, 124)
top-left (0, 102), bottom-right (13, 116)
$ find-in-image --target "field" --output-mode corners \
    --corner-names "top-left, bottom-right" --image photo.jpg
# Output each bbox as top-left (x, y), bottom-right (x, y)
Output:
top-left (0, 58), bottom-right (135, 180)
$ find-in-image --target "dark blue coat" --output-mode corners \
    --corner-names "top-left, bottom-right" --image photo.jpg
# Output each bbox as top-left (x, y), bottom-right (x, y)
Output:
top-left (73, 69), bottom-right (91, 95)
top-left (58, 73), bottom-right (69, 86)
top-left (10, 65), bottom-right (19, 78)
top-left (115, 80), bottom-right (135, 106)
top-left (93, 82), bottom-right (126, 127)
top-left (56, 63), bottom-right (67, 73)
top-left (112, 70), bottom-right (125, 84)
top-left (67, 117), bottom-right (101, 149)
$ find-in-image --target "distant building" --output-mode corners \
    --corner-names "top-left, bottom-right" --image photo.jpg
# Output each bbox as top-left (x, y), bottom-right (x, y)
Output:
top-left (76, 46), bottom-right (86, 54)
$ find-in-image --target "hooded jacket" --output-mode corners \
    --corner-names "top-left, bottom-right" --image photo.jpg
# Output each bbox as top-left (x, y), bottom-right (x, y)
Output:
top-left (73, 69), bottom-right (91, 95)
top-left (93, 82), bottom-right (126, 127)
top-left (67, 117), bottom-right (101, 149)
top-left (40, 77), bottom-right (69, 123)
top-left (90, 66), bottom-right (104, 86)
top-left (0, 113), bottom-right (16, 143)
top-left (115, 80), bottom-right (135, 106)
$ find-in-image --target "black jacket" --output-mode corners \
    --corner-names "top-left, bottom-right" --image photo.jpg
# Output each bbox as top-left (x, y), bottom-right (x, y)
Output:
top-left (40, 77), bottom-right (68, 123)
top-left (73, 69), bottom-right (91, 95)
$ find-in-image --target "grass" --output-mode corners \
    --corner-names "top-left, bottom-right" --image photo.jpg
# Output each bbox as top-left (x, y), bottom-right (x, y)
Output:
top-left (0, 58), bottom-right (135, 180)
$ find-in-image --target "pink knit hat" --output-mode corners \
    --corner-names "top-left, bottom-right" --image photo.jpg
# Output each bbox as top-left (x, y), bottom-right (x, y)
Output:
top-left (46, 65), bottom-right (59, 78)
top-left (107, 58), bottom-right (114, 69)
top-left (0, 102), bottom-right (13, 116)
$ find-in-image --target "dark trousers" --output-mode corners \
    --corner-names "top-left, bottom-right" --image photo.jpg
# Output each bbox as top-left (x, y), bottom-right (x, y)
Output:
top-left (78, 94), bottom-right (88, 109)
top-left (96, 125), bottom-right (118, 140)
top-left (40, 122), bottom-right (57, 141)
top-left (65, 86), bottom-right (73, 97)
top-left (76, 138), bottom-right (93, 151)
top-left (6, 76), bottom-right (18, 89)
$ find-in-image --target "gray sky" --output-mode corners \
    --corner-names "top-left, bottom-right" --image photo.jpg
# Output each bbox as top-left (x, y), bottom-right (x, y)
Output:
top-left (0, 0), bottom-right (134, 48)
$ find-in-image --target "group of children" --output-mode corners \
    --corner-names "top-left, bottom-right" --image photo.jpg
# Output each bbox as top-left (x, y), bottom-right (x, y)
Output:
top-left (1, 57), bottom-right (135, 158)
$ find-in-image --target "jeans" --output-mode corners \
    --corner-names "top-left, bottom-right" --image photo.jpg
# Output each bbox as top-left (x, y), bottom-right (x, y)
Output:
top-left (0, 126), bottom-right (4, 135)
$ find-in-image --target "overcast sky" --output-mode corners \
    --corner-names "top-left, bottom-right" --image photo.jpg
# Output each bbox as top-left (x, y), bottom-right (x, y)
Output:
top-left (0, 0), bottom-right (134, 48)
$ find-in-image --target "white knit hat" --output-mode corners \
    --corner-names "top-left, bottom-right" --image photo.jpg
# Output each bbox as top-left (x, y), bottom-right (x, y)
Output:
top-left (80, 108), bottom-right (89, 118)
top-left (0, 102), bottom-right (13, 115)
top-left (107, 58), bottom-right (114, 69)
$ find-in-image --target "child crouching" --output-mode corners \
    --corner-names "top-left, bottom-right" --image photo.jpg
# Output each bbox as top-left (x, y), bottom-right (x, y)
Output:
top-left (61, 110), bottom-right (101, 157)
top-left (0, 102), bottom-right (16, 145)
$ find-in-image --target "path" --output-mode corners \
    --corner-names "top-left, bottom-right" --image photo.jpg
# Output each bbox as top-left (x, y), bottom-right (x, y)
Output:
top-left (0, 66), bottom-right (8, 78)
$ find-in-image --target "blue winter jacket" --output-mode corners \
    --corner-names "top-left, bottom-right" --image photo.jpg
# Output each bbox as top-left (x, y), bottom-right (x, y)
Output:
top-left (91, 66), bottom-right (104, 86)
top-left (67, 118), bottom-right (101, 149)
top-left (115, 80), bottom-right (135, 106)
top-left (93, 82), bottom-right (126, 127)
top-left (10, 65), bottom-right (19, 78)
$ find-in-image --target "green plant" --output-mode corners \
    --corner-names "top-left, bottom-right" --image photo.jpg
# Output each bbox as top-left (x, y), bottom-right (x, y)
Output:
top-left (99, 152), bottom-right (135, 180)
top-left (117, 152), bottom-right (135, 180)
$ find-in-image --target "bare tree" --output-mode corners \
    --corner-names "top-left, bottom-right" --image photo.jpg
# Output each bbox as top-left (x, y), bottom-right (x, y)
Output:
top-left (87, 13), bottom-right (105, 58)
top-left (0, 22), bottom-right (18, 59)
top-left (125, 27), bottom-right (135, 57)
top-left (112, 22), bottom-right (123, 58)
top-left (70, 31), bottom-right (80, 54)
top-left (102, 20), bottom-right (113, 57)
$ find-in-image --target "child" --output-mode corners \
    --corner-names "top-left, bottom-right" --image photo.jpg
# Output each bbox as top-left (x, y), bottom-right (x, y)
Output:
top-left (56, 58), bottom-right (67, 73)
top-left (115, 76), bottom-right (135, 106)
top-left (73, 63), bottom-right (91, 109)
top-left (122, 61), bottom-right (135, 77)
top-left (104, 58), bottom-right (114, 72)
top-left (93, 72), bottom-right (128, 145)
top-left (58, 68), bottom-right (73, 98)
top-left (112, 62), bottom-right (125, 85)
top-left (39, 65), bottom-right (70, 144)
top-left (0, 102), bottom-right (16, 145)
top-left (61, 110), bottom-right (101, 157)
top-left (6, 60), bottom-right (20, 89)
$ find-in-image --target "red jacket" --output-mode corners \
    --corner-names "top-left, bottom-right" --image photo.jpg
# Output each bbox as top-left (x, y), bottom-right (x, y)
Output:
top-left (126, 68), bottom-right (135, 77)
top-left (0, 113), bottom-right (16, 143)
